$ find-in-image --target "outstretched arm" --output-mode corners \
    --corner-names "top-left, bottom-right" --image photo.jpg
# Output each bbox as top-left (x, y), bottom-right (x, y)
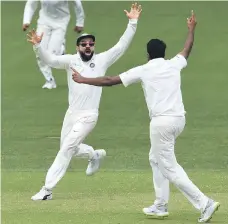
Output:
top-left (71, 65), bottom-right (143, 87)
top-left (179, 10), bottom-right (197, 59)
top-left (33, 44), bottom-right (72, 69)
top-left (102, 3), bottom-right (142, 68)
top-left (27, 30), bottom-right (72, 69)
top-left (71, 67), bottom-right (122, 86)
top-left (73, 75), bottom-right (122, 87)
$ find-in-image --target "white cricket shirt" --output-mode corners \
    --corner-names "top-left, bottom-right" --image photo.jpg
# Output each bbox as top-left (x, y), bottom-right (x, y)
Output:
top-left (23, 0), bottom-right (85, 29)
top-left (119, 55), bottom-right (187, 119)
top-left (33, 19), bottom-right (138, 112)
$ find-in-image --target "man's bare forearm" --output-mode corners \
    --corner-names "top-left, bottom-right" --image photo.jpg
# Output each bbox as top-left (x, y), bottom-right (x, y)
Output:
top-left (181, 29), bottom-right (195, 59)
top-left (77, 76), bottom-right (122, 87)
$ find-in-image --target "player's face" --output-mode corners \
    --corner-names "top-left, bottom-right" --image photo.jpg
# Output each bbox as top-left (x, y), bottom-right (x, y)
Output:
top-left (77, 38), bottom-right (95, 62)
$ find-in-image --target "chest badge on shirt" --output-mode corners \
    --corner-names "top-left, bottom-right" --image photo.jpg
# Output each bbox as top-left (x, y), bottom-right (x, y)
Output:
top-left (90, 63), bottom-right (95, 68)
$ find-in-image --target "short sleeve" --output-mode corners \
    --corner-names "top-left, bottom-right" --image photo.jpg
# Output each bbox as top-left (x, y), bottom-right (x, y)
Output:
top-left (170, 54), bottom-right (187, 70)
top-left (119, 66), bottom-right (143, 87)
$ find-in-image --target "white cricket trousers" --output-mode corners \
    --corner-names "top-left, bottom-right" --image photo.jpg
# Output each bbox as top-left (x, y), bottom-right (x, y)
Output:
top-left (149, 116), bottom-right (209, 212)
top-left (36, 24), bottom-right (66, 82)
top-left (45, 109), bottom-right (98, 190)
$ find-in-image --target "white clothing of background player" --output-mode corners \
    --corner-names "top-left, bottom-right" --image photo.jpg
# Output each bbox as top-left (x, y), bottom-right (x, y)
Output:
top-left (71, 11), bottom-right (220, 223)
top-left (27, 3), bottom-right (142, 201)
top-left (23, 0), bottom-right (85, 89)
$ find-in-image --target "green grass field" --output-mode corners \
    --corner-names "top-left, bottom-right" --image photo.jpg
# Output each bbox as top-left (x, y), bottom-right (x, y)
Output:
top-left (2, 1), bottom-right (228, 224)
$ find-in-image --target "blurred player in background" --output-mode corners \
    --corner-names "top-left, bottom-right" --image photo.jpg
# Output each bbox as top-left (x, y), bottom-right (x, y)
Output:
top-left (23, 0), bottom-right (85, 89)
top-left (27, 3), bottom-right (142, 201)
top-left (71, 11), bottom-right (220, 223)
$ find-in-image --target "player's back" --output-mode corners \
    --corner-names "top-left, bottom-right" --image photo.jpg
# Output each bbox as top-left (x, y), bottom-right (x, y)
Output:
top-left (141, 55), bottom-right (187, 118)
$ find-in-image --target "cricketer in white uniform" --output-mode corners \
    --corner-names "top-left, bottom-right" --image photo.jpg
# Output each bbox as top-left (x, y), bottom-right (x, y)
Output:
top-left (23, 0), bottom-right (85, 89)
top-left (27, 3), bottom-right (142, 201)
top-left (71, 11), bottom-right (220, 223)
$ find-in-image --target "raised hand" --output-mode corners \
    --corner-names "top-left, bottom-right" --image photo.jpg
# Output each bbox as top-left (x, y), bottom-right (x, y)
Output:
top-left (27, 29), bottom-right (43, 45)
top-left (187, 10), bottom-right (197, 31)
top-left (124, 2), bottom-right (142, 20)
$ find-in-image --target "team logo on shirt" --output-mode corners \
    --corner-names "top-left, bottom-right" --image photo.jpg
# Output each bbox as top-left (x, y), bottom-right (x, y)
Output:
top-left (90, 63), bottom-right (95, 68)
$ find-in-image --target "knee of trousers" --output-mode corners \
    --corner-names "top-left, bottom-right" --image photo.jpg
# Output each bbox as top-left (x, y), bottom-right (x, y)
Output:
top-left (60, 134), bottom-right (83, 154)
top-left (154, 142), bottom-right (180, 179)
top-left (165, 171), bottom-right (186, 188)
top-left (156, 156), bottom-right (181, 183)
top-left (60, 123), bottom-right (93, 153)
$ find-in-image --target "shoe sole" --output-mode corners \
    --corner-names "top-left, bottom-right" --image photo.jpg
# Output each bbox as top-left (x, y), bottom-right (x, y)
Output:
top-left (199, 202), bottom-right (220, 223)
top-left (42, 87), bottom-right (57, 89)
top-left (31, 194), bottom-right (52, 201)
top-left (143, 211), bottom-right (169, 219)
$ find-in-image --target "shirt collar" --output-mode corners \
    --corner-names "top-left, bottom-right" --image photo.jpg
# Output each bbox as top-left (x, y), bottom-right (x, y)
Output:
top-left (147, 58), bottom-right (165, 64)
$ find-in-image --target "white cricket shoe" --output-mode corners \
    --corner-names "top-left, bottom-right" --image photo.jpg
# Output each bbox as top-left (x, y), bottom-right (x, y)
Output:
top-left (86, 149), bottom-right (106, 176)
top-left (198, 199), bottom-right (220, 223)
top-left (31, 186), bottom-right (52, 201)
top-left (143, 204), bottom-right (169, 219)
top-left (42, 79), bottom-right (57, 89)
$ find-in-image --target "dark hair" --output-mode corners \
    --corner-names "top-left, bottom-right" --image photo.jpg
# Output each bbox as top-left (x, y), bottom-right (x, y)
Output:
top-left (147, 39), bottom-right (166, 60)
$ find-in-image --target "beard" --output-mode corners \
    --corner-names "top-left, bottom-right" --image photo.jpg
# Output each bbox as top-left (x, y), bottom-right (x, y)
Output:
top-left (79, 51), bottom-right (94, 62)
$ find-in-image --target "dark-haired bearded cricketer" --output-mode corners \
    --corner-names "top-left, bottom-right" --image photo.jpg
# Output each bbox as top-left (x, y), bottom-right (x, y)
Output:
top-left (71, 11), bottom-right (220, 223)
top-left (26, 3), bottom-right (142, 201)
